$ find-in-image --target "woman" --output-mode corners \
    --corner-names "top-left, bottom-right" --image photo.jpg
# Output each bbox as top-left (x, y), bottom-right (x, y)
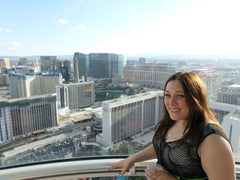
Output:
top-left (108, 71), bottom-right (236, 180)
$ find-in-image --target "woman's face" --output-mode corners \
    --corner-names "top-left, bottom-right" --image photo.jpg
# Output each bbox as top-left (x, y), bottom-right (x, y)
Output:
top-left (164, 80), bottom-right (190, 122)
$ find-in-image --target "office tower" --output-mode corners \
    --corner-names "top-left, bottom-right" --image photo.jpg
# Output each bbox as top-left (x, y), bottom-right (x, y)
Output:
top-left (73, 52), bottom-right (88, 82)
top-left (74, 54), bottom-right (80, 83)
top-left (40, 56), bottom-right (57, 73)
top-left (0, 94), bottom-right (58, 143)
top-left (222, 108), bottom-right (240, 153)
top-left (101, 91), bottom-right (164, 146)
top-left (56, 82), bottom-right (95, 111)
top-left (19, 58), bottom-right (28, 65)
top-left (0, 74), bottom-right (8, 86)
top-left (139, 57), bottom-right (146, 64)
top-left (0, 58), bottom-right (11, 69)
top-left (210, 101), bottom-right (240, 153)
top-left (217, 92), bottom-right (240, 105)
top-left (56, 60), bottom-right (70, 83)
top-left (122, 62), bottom-right (175, 89)
top-left (33, 59), bottom-right (40, 72)
top-left (198, 73), bottom-right (222, 100)
top-left (217, 85), bottom-right (240, 105)
top-left (62, 60), bottom-right (71, 83)
top-left (9, 73), bottom-right (62, 98)
top-left (117, 54), bottom-right (125, 77)
top-left (89, 53), bottom-right (124, 78)
top-left (210, 101), bottom-right (237, 124)
top-left (15, 65), bottom-right (35, 75)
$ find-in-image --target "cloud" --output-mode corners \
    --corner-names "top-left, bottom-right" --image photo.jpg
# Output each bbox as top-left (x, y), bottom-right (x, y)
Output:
top-left (0, 41), bottom-right (20, 49)
top-left (55, 19), bottom-right (69, 25)
top-left (71, 24), bottom-right (87, 31)
top-left (0, 27), bottom-right (11, 32)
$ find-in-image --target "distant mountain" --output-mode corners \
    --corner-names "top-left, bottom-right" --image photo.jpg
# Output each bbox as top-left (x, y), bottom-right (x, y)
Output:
top-left (0, 55), bottom-right (74, 62)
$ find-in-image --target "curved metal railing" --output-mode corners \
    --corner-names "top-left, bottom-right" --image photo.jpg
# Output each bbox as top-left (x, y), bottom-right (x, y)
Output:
top-left (0, 156), bottom-right (239, 180)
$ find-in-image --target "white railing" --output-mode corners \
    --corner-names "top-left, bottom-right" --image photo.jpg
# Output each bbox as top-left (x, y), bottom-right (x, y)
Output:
top-left (0, 157), bottom-right (239, 180)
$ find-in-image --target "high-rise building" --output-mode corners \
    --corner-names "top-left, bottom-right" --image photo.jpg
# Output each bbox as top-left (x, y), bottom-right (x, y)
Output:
top-left (222, 108), bottom-right (240, 154)
top-left (40, 56), bottom-right (57, 73)
top-left (117, 54), bottom-right (125, 77)
top-left (122, 62), bottom-right (175, 89)
top-left (199, 73), bottom-right (222, 100)
top-left (209, 102), bottom-right (240, 153)
top-left (15, 65), bottom-right (35, 75)
top-left (210, 101), bottom-right (237, 124)
top-left (0, 94), bottom-right (58, 143)
top-left (209, 101), bottom-right (240, 154)
top-left (19, 58), bottom-right (28, 65)
top-left (0, 58), bottom-right (11, 69)
top-left (33, 59), bottom-right (40, 72)
top-left (217, 85), bottom-right (240, 105)
top-left (56, 60), bottom-right (71, 83)
top-left (0, 74), bottom-right (9, 86)
top-left (89, 53), bottom-right (125, 78)
top-left (139, 57), bottom-right (146, 64)
top-left (217, 92), bottom-right (240, 105)
top-left (73, 52), bottom-right (88, 82)
top-left (9, 73), bottom-right (62, 98)
top-left (56, 82), bottom-right (95, 111)
top-left (100, 91), bottom-right (164, 146)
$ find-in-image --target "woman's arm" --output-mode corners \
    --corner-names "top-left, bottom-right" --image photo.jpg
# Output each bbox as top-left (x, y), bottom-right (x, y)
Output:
top-left (198, 134), bottom-right (236, 180)
top-left (108, 144), bottom-right (157, 175)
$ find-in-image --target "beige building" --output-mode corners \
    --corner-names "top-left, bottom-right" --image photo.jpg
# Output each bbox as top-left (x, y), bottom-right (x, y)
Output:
top-left (0, 74), bottom-right (9, 86)
top-left (0, 58), bottom-right (11, 69)
top-left (122, 62), bottom-right (175, 89)
top-left (9, 73), bottom-right (62, 98)
top-left (19, 58), bottom-right (28, 65)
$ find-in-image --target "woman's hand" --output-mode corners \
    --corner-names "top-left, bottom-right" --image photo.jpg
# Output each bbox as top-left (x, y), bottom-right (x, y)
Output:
top-left (107, 158), bottom-right (133, 176)
top-left (145, 167), bottom-right (176, 180)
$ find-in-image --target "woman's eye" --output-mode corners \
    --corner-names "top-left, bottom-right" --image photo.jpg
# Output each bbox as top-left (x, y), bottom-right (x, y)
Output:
top-left (177, 94), bottom-right (184, 98)
top-left (164, 94), bottom-right (170, 97)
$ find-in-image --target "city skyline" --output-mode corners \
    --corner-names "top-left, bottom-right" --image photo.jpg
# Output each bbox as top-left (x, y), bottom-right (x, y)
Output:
top-left (1, 0), bottom-right (240, 57)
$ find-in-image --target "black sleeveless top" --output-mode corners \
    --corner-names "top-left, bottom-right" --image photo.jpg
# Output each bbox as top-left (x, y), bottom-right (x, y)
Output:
top-left (152, 123), bottom-right (229, 179)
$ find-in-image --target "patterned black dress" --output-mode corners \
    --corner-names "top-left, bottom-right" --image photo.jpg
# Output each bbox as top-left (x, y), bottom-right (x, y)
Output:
top-left (152, 123), bottom-right (229, 179)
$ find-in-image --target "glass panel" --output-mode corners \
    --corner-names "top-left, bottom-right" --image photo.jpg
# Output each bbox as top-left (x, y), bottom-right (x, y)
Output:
top-left (0, 0), bottom-right (239, 175)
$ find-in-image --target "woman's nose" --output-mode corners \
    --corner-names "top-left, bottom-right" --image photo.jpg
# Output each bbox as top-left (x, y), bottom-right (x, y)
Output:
top-left (169, 97), bottom-right (177, 105)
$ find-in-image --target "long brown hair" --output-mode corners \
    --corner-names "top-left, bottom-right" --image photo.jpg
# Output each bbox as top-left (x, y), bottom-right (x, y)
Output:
top-left (156, 71), bottom-right (222, 145)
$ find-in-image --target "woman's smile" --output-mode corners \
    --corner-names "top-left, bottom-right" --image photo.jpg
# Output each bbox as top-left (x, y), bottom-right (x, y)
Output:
top-left (164, 80), bottom-right (190, 122)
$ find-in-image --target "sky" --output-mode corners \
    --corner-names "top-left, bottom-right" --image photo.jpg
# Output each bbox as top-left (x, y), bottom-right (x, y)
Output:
top-left (1, 0), bottom-right (240, 57)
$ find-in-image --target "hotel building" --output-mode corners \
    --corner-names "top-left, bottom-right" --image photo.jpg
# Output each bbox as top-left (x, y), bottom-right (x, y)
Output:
top-left (122, 62), bottom-right (175, 89)
top-left (210, 101), bottom-right (240, 154)
top-left (9, 73), bottom-right (62, 99)
top-left (101, 91), bottom-right (164, 146)
top-left (40, 56), bottom-right (57, 73)
top-left (56, 82), bottom-right (95, 112)
top-left (0, 94), bottom-right (58, 143)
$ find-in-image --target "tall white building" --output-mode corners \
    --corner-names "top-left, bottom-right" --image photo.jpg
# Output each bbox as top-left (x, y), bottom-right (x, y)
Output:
top-left (0, 94), bottom-right (58, 143)
top-left (203, 74), bottom-right (222, 100)
top-left (210, 101), bottom-right (240, 154)
top-left (9, 73), bottom-right (62, 98)
top-left (56, 82), bottom-right (95, 112)
top-left (222, 108), bottom-right (240, 154)
top-left (101, 91), bottom-right (164, 146)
